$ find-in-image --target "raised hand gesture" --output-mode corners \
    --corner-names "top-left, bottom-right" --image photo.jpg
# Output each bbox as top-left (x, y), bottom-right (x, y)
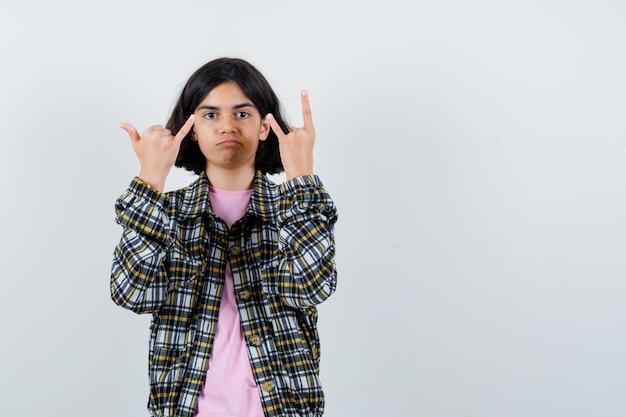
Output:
top-left (119, 116), bottom-right (195, 192)
top-left (267, 90), bottom-right (315, 180)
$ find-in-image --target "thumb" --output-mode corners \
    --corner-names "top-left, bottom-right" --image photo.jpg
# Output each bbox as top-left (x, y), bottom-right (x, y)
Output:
top-left (119, 123), bottom-right (140, 143)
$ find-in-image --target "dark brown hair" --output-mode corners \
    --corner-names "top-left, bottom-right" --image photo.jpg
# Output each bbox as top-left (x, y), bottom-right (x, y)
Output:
top-left (168, 57), bottom-right (288, 175)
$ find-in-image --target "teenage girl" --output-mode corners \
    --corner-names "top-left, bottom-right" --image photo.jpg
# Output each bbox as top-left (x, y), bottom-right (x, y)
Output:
top-left (111, 57), bottom-right (338, 417)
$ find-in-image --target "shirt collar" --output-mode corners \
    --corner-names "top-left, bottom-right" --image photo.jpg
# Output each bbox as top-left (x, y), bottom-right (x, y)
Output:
top-left (176, 170), bottom-right (277, 223)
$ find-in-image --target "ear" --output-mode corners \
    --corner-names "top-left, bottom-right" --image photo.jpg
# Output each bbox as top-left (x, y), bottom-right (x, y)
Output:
top-left (190, 126), bottom-right (197, 141)
top-left (259, 115), bottom-right (270, 141)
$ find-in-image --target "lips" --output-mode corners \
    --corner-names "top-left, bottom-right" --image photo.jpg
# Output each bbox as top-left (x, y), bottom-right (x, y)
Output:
top-left (218, 139), bottom-right (241, 147)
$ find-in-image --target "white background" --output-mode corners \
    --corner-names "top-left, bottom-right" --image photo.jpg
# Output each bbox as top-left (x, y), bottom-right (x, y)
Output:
top-left (1, 1), bottom-right (625, 416)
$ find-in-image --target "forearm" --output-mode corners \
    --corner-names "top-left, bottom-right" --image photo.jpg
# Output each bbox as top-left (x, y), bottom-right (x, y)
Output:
top-left (110, 178), bottom-right (173, 313)
top-left (111, 229), bottom-right (170, 313)
top-left (277, 175), bottom-right (338, 307)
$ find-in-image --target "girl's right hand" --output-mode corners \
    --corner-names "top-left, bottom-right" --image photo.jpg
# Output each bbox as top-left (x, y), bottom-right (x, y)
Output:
top-left (119, 115), bottom-right (195, 192)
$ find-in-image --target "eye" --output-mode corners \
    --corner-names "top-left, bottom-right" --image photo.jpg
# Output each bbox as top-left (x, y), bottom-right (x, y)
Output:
top-left (236, 111), bottom-right (250, 119)
top-left (203, 112), bottom-right (217, 119)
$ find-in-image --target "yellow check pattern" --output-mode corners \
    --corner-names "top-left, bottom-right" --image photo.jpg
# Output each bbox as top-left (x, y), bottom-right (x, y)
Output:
top-left (111, 171), bottom-right (338, 417)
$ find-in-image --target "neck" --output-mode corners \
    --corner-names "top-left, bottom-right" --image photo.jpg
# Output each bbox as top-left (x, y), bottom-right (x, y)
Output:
top-left (206, 165), bottom-right (255, 191)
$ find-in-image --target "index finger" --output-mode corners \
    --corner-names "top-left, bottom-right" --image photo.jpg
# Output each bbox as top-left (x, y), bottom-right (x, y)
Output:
top-left (301, 90), bottom-right (314, 130)
top-left (266, 113), bottom-right (286, 140)
top-left (174, 115), bottom-right (196, 142)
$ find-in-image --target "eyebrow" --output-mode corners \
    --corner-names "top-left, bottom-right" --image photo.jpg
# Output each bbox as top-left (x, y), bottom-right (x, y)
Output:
top-left (196, 102), bottom-right (256, 111)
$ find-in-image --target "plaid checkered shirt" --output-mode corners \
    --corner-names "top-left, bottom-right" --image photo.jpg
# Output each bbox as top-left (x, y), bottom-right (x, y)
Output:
top-left (111, 171), bottom-right (338, 417)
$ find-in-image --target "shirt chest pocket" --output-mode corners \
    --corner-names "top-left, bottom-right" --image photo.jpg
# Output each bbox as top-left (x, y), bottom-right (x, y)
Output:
top-left (153, 255), bottom-right (203, 350)
top-left (259, 257), bottom-right (279, 295)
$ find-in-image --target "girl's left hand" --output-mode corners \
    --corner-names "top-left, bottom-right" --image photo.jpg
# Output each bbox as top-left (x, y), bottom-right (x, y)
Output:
top-left (267, 90), bottom-right (315, 180)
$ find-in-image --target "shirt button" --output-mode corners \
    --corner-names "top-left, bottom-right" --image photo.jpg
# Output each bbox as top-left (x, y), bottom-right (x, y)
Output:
top-left (249, 334), bottom-right (261, 347)
top-left (262, 380), bottom-right (276, 392)
top-left (229, 245), bottom-right (242, 256)
top-left (238, 289), bottom-right (251, 301)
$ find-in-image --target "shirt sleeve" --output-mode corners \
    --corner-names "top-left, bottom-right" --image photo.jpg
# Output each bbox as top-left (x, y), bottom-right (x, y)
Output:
top-left (110, 177), bottom-right (175, 314)
top-left (277, 175), bottom-right (339, 308)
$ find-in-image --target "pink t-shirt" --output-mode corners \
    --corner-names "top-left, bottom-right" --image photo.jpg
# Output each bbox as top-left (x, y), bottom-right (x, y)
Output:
top-left (195, 186), bottom-right (264, 417)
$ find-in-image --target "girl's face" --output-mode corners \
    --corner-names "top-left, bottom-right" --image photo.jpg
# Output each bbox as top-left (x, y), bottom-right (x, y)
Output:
top-left (192, 81), bottom-right (269, 173)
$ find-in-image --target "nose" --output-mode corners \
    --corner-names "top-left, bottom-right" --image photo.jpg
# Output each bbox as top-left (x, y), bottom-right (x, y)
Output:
top-left (219, 117), bottom-right (236, 134)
